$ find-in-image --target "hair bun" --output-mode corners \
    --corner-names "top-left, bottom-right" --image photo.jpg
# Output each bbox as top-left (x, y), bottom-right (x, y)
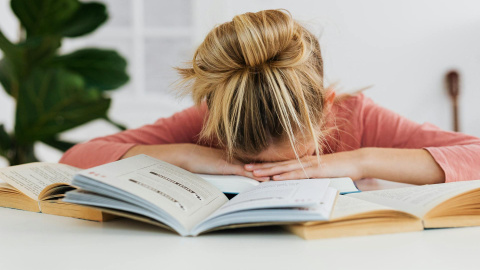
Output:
top-left (232, 10), bottom-right (308, 69)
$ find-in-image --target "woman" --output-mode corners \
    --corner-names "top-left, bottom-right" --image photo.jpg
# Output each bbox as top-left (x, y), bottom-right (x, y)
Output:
top-left (60, 9), bottom-right (480, 185)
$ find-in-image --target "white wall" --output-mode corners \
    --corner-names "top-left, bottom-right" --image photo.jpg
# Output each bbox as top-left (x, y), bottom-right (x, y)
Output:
top-left (194, 0), bottom-right (480, 136)
top-left (1, 0), bottom-right (480, 167)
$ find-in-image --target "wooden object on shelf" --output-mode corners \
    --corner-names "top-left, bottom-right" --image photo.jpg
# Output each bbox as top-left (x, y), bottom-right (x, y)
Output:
top-left (446, 70), bottom-right (460, 132)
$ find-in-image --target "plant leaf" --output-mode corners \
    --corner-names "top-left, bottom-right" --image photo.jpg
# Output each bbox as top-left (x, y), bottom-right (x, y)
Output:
top-left (0, 59), bottom-right (17, 97)
top-left (20, 36), bottom-right (61, 68)
top-left (41, 137), bottom-right (77, 152)
top-left (61, 2), bottom-right (108, 37)
top-left (0, 31), bottom-right (23, 97)
top-left (11, 0), bottom-right (79, 37)
top-left (15, 68), bottom-right (111, 143)
top-left (0, 124), bottom-right (12, 152)
top-left (52, 48), bottom-right (129, 91)
top-left (0, 30), bottom-right (21, 56)
top-left (103, 116), bottom-right (127, 131)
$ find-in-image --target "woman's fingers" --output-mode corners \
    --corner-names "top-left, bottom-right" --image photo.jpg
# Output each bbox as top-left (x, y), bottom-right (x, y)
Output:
top-left (245, 156), bottom-right (318, 172)
top-left (250, 158), bottom-right (316, 177)
top-left (221, 162), bottom-right (270, 182)
top-left (272, 167), bottom-right (319, 181)
top-left (243, 170), bottom-right (270, 182)
top-left (243, 151), bottom-right (362, 181)
top-left (244, 160), bottom-right (292, 171)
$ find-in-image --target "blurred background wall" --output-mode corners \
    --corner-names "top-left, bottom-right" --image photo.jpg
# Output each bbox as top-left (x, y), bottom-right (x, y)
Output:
top-left (0, 0), bottom-right (479, 166)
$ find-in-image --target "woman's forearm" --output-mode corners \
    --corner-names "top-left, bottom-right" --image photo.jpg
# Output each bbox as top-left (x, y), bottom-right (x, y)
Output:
top-left (121, 144), bottom-right (192, 167)
top-left (121, 143), bottom-right (268, 180)
top-left (359, 147), bottom-right (445, 185)
top-left (122, 145), bottom-right (446, 185)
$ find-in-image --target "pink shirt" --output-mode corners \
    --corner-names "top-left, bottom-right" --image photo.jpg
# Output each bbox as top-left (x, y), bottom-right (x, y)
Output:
top-left (60, 94), bottom-right (480, 182)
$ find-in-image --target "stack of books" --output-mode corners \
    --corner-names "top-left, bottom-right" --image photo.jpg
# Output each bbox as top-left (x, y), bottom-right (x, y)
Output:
top-left (1, 154), bottom-right (480, 239)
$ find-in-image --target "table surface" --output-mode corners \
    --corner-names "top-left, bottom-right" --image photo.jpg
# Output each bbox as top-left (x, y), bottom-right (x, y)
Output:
top-left (1, 179), bottom-right (479, 270)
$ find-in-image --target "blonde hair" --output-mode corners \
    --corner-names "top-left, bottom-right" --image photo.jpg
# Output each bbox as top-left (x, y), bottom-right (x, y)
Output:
top-left (176, 9), bottom-right (327, 162)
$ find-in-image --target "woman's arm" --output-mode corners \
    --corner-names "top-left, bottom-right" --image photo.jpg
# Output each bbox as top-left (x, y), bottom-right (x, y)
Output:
top-left (246, 94), bottom-right (480, 184)
top-left (245, 147), bottom-right (444, 185)
top-left (358, 94), bottom-right (480, 183)
top-left (123, 143), bottom-right (268, 181)
top-left (359, 148), bottom-right (444, 184)
top-left (59, 103), bottom-right (267, 180)
top-left (59, 103), bottom-right (208, 168)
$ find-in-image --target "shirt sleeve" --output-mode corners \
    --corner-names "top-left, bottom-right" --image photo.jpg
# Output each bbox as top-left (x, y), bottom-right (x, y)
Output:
top-left (356, 93), bottom-right (480, 182)
top-left (59, 103), bottom-right (208, 169)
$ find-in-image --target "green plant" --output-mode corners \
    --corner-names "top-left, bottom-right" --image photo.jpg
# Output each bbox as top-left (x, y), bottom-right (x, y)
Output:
top-left (0, 0), bottom-right (129, 165)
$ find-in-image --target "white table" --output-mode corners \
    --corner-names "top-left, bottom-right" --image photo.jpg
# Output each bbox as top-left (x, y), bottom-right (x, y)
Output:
top-left (1, 179), bottom-right (479, 270)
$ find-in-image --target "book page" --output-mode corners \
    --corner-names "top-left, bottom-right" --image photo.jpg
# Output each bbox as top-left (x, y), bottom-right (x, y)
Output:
top-left (207, 179), bottom-right (331, 219)
top-left (0, 181), bottom-right (16, 190)
top-left (196, 174), bottom-right (260, 194)
top-left (328, 177), bottom-right (359, 194)
top-left (196, 174), bottom-right (358, 194)
top-left (76, 155), bottom-right (228, 232)
top-left (330, 195), bottom-right (396, 220)
top-left (348, 180), bottom-right (480, 218)
top-left (0, 163), bottom-right (79, 200)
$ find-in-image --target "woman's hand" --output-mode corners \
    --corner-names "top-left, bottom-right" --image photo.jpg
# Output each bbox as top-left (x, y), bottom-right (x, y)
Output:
top-left (245, 148), bottom-right (445, 185)
top-left (178, 144), bottom-right (270, 181)
top-left (123, 144), bottom-right (269, 181)
top-left (244, 150), bottom-right (365, 181)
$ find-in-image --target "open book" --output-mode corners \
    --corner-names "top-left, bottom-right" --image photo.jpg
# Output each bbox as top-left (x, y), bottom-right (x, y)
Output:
top-left (63, 154), bottom-right (338, 236)
top-left (0, 163), bottom-right (113, 221)
top-left (196, 174), bottom-right (359, 195)
top-left (287, 180), bottom-right (480, 239)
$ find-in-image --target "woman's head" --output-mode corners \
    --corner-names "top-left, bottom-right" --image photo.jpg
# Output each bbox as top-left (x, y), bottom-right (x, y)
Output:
top-left (176, 9), bottom-right (328, 162)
